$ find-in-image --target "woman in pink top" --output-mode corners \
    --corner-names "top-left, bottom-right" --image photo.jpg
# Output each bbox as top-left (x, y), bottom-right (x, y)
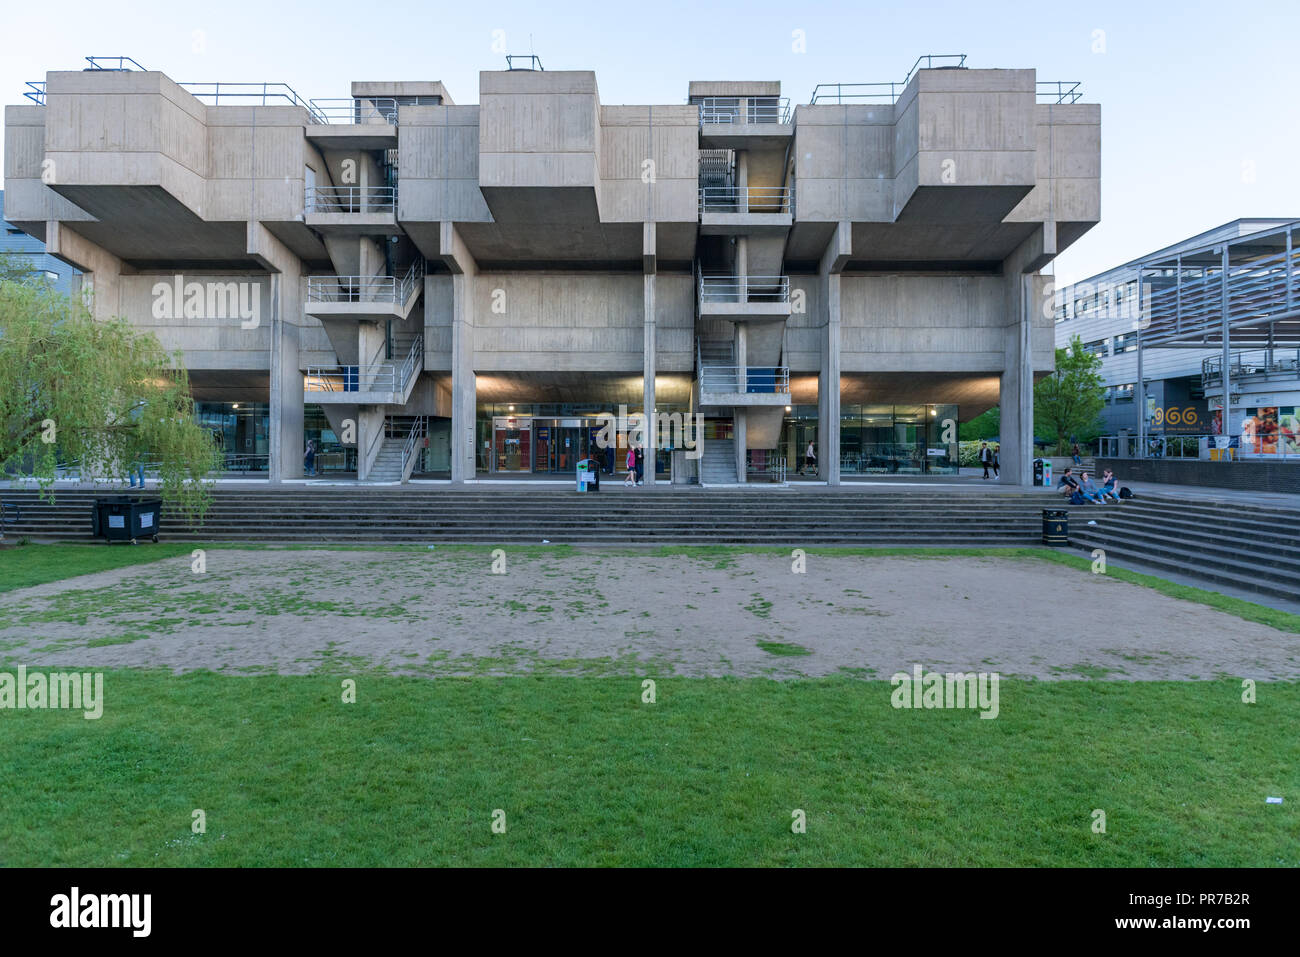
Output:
top-left (625, 446), bottom-right (637, 487)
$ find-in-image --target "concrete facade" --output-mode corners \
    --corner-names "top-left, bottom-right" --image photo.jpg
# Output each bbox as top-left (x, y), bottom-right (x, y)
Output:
top-left (5, 60), bottom-right (1100, 485)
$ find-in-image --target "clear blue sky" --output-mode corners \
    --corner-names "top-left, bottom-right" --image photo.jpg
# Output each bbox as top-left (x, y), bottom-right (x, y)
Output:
top-left (3, 0), bottom-right (1297, 284)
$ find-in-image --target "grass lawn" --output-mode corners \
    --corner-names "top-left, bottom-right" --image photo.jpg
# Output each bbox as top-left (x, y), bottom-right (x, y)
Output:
top-left (1, 672), bottom-right (1295, 867)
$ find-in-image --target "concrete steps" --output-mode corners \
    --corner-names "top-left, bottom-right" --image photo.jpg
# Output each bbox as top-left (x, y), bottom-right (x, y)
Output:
top-left (701, 439), bottom-right (737, 485)
top-left (1066, 493), bottom-right (1300, 602)
top-left (4, 486), bottom-right (1296, 604)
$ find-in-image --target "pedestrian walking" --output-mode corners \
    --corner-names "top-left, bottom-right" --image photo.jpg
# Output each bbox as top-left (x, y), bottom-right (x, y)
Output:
top-left (625, 445), bottom-right (636, 487)
top-left (804, 441), bottom-right (816, 476)
top-left (634, 446), bottom-right (645, 486)
top-left (304, 439), bottom-right (316, 477)
top-left (979, 441), bottom-right (992, 479)
top-left (604, 442), bottom-right (615, 475)
top-left (991, 445), bottom-right (1000, 478)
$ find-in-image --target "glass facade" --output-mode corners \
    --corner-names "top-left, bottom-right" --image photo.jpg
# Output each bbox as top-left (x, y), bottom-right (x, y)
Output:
top-left (778, 404), bottom-right (960, 475)
top-left (195, 402), bottom-right (269, 472)
top-left (303, 405), bottom-right (357, 473)
top-left (476, 403), bottom-right (688, 476)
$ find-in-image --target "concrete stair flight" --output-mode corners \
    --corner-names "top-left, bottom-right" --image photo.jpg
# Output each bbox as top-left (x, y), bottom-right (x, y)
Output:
top-left (701, 439), bottom-right (737, 485)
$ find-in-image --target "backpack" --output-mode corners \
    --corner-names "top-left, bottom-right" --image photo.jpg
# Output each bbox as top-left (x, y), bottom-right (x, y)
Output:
top-left (1118, 486), bottom-right (1134, 499)
top-left (1069, 491), bottom-right (1086, 505)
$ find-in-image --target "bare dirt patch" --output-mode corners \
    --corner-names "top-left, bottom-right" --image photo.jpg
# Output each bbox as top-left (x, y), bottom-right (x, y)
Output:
top-left (0, 548), bottom-right (1295, 679)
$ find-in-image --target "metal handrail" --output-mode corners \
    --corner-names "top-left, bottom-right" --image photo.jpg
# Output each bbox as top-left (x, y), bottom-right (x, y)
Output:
top-left (305, 185), bottom-right (397, 213)
top-left (699, 275), bottom-right (791, 303)
top-left (85, 56), bottom-right (148, 71)
top-left (1202, 349), bottom-right (1300, 383)
top-left (397, 416), bottom-right (428, 478)
top-left (1099, 433), bottom-right (1296, 461)
top-left (506, 55), bottom-right (544, 71)
top-left (23, 81), bottom-right (46, 104)
top-left (902, 54), bottom-right (968, 84)
top-left (699, 365), bottom-right (791, 393)
top-left (809, 82), bottom-right (905, 104)
top-left (304, 335), bottom-right (422, 395)
top-left (810, 55), bottom-right (969, 105)
top-left (307, 97), bottom-right (399, 125)
top-left (1037, 81), bottom-right (1083, 104)
top-left (306, 260), bottom-right (424, 304)
top-left (698, 186), bottom-right (793, 213)
top-left (698, 97), bottom-right (791, 125)
top-left (179, 82), bottom-right (326, 123)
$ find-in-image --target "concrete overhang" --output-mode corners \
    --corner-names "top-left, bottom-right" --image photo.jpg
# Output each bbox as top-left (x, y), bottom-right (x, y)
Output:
top-left (698, 125), bottom-right (791, 150)
top-left (699, 212), bottom-right (792, 235)
top-left (304, 211), bottom-right (401, 235)
top-left (699, 302), bottom-right (792, 321)
top-left (699, 390), bottom-right (791, 407)
top-left (688, 81), bottom-right (782, 99)
top-left (305, 125), bottom-right (397, 151)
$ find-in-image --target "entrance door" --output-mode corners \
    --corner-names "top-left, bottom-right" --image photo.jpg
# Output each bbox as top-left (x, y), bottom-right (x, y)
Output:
top-left (492, 417), bottom-right (532, 472)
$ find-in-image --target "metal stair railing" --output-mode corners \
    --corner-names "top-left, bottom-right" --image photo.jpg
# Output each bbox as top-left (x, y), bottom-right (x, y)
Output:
top-left (305, 185), bottom-right (397, 213)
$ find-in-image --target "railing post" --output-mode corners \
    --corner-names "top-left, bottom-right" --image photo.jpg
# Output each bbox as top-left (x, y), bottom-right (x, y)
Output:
top-left (1221, 244), bottom-right (1232, 449)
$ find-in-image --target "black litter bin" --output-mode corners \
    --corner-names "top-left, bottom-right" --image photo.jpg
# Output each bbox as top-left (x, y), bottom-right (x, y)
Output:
top-left (1033, 458), bottom-right (1045, 486)
top-left (1041, 508), bottom-right (1068, 547)
top-left (92, 497), bottom-right (162, 544)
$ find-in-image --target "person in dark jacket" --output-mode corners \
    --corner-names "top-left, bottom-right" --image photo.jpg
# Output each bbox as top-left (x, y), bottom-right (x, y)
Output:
top-left (634, 446), bottom-right (645, 486)
top-left (990, 445), bottom-right (1000, 478)
top-left (979, 442), bottom-right (992, 479)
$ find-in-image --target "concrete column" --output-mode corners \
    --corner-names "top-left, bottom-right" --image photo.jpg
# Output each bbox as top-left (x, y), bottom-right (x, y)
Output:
top-left (358, 320), bottom-right (386, 392)
top-left (818, 272), bottom-right (842, 485)
top-left (735, 321), bottom-right (747, 395)
top-left (736, 150), bottom-right (748, 212)
top-left (734, 407), bottom-right (747, 484)
top-left (268, 271), bottom-right (306, 483)
top-left (999, 273), bottom-right (1035, 486)
top-left (643, 274), bottom-right (657, 485)
top-left (439, 222), bottom-right (479, 483)
top-left (248, 223), bottom-right (305, 484)
top-left (356, 405), bottom-right (385, 480)
top-left (451, 270), bottom-right (477, 482)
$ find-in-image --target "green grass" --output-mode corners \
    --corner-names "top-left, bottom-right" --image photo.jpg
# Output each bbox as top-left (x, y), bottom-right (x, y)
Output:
top-left (0, 543), bottom-right (198, 594)
top-left (0, 672), bottom-right (1294, 867)
top-left (756, 640), bottom-right (812, 657)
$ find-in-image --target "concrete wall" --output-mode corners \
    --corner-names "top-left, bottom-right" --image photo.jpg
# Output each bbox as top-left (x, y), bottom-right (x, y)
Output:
top-left (1096, 457), bottom-right (1300, 494)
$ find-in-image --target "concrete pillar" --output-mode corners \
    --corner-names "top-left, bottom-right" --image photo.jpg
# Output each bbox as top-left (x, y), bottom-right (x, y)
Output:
top-left (268, 271), bottom-right (305, 483)
top-left (643, 272), bottom-right (657, 486)
top-left (818, 272), bottom-right (842, 485)
top-left (358, 320), bottom-right (386, 392)
top-left (999, 273), bottom-right (1035, 486)
top-left (736, 150), bottom-right (748, 212)
top-left (356, 405), bottom-right (385, 480)
top-left (451, 270), bottom-right (476, 482)
top-left (248, 222), bottom-right (305, 484)
top-left (735, 322), bottom-right (747, 395)
top-left (734, 407), bottom-right (747, 484)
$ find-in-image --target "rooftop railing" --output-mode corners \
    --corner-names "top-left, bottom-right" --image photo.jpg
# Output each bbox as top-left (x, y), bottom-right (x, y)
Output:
top-left (308, 97), bottom-right (400, 125)
top-left (699, 275), bottom-right (791, 304)
top-left (23, 81), bottom-right (45, 105)
top-left (1202, 349), bottom-right (1300, 384)
top-left (178, 82), bottom-right (326, 122)
top-left (506, 55), bottom-right (544, 71)
top-left (811, 54), bottom-right (968, 105)
top-left (84, 56), bottom-right (148, 71)
top-left (305, 185), bottom-right (397, 214)
top-left (698, 97), bottom-right (792, 125)
top-left (1038, 81), bottom-right (1083, 104)
top-left (698, 186), bottom-right (793, 214)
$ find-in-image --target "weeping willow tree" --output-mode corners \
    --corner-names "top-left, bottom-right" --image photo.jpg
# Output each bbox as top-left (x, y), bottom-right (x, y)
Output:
top-left (1, 268), bottom-right (219, 530)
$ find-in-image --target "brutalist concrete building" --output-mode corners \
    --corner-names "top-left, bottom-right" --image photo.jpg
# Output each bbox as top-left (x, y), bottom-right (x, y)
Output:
top-left (3, 56), bottom-right (1100, 485)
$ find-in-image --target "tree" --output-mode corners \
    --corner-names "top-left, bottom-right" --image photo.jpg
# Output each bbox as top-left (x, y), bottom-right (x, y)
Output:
top-left (959, 407), bottom-right (1000, 441)
top-left (1035, 335), bottom-right (1106, 453)
top-left (1, 278), bottom-right (218, 535)
top-left (0, 251), bottom-right (38, 284)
